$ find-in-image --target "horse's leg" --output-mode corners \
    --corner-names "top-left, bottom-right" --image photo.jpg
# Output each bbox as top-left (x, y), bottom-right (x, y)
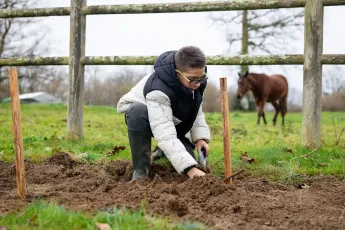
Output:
top-left (272, 101), bottom-right (280, 126)
top-left (257, 111), bottom-right (261, 125)
top-left (258, 101), bottom-right (267, 125)
top-left (262, 111), bottom-right (267, 125)
top-left (279, 95), bottom-right (287, 126)
top-left (255, 99), bottom-right (261, 125)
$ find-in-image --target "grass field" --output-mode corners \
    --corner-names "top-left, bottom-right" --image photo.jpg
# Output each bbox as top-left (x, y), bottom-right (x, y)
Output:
top-left (0, 103), bottom-right (344, 229)
top-left (1, 103), bottom-right (344, 180)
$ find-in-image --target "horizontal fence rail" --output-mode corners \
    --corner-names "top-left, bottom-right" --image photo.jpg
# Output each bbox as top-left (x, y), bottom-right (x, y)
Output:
top-left (1, 0), bottom-right (345, 18)
top-left (1, 0), bottom-right (344, 147)
top-left (1, 54), bottom-right (345, 66)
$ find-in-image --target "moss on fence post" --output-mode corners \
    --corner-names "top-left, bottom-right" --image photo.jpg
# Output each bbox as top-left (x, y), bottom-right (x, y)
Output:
top-left (81, 55), bottom-right (305, 65)
top-left (321, 54), bottom-right (345, 64)
top-left (0, 57), bottom-right (68, 66)
top-left (0, 8), bottom-right (70, 18)
top-left (1, 55), bottom-right (345, 67)
top-left (83, 1), bottom-right (306, 15)
top-left (67, 0), bottom-right (87, 140)
top-left (302, 0), bottom-right (324, 149)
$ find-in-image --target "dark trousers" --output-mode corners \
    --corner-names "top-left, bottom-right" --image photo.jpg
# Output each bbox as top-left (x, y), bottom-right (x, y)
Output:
top-left (125, 102), bottom-right (196, 160)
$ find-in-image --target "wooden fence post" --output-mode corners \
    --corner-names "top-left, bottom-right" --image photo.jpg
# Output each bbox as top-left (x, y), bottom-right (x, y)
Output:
top-left (68, 0), bottom-right (86, 139)
top-left (8, 68), bottom-right (27, 199)
top-left (302, 0), bottom-right (324, 148)
top-left (220, 77), bottom-right (232, 184)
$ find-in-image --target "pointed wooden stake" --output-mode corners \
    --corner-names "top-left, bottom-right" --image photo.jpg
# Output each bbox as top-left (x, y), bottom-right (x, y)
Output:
top-left (9, 68), bottom-right (27, 199)
top-left (220, 77), bottom-right (232, 184)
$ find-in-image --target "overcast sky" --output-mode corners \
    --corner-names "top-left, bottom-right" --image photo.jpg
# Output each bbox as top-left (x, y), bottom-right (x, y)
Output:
top-left (33, 0), bottom-right (345, 93)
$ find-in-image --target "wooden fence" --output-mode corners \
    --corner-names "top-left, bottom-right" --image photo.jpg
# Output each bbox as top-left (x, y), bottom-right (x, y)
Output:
top-left (1, 0), bottom-right (345, 148)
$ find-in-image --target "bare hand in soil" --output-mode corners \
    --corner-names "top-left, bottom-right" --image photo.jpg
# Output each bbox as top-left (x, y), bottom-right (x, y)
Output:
top-left (187, 167), bottom-right (205, 178)
top-left (196, 139), bottom-right (209, 156)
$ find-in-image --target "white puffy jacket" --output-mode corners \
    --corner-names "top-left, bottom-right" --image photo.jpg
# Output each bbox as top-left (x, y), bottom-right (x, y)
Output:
top-left (117, 73), bottom-right (210, 174)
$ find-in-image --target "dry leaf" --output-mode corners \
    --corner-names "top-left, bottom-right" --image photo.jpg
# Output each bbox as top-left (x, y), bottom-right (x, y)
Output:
top-left (283, 147), bottom-right (293, 154)
top-left (106, 145), bottom-right (126, 156)
top-left (321, 162), bottom-right (327, 167)
top-left (0, 227), bottom-right (9, 230)
top-left (240, 152), bottom-right (255, 164)
top-left (96, 222), bottom-right (111, 230)
top-left (297, 183), bottom-right (310, 189)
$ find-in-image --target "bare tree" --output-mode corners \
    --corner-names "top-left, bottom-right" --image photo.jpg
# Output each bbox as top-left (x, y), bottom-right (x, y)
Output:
top-left (210, 9), bottom-right (304, 111)
top-left (210, 9), bottom-right (304, 73)
top-left (323, 66), bottom-right (345, 96)
top-left (0, 0), bottom-right (53, 100)
top-left (0, 0), bottom-right (48, 59)
top-left (84, 67), bottom-right (147, 106)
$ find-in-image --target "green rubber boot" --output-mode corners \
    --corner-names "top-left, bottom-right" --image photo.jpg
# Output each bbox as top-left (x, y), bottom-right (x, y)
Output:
top-left (128, 129), bottom-right (151, 182)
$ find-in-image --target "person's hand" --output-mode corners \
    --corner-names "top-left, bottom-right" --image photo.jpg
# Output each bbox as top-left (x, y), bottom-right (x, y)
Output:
top-left (195, 139), bottom-right (209, 156)
top-left (187, 167), bottom-right (205, 178)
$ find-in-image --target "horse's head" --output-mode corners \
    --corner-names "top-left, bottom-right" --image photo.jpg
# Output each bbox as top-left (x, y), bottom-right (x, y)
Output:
top-left (237, 71), bottom-right (251, 99)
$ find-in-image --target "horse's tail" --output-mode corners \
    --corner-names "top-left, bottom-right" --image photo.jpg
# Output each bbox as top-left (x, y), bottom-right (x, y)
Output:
top-left (277, 75), bottom-right (289, 98)
top-left (279, 75), bottom-right (288, 116)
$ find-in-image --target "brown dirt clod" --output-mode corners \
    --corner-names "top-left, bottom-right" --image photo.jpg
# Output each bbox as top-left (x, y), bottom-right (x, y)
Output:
top-left (1, 152), bottom-right (345, 230)
top-left (45, 152), bottom-right (78, 169)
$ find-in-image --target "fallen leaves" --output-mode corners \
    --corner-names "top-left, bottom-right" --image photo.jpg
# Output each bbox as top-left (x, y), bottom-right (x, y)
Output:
top-left (106, 145), bottom-right (126, 156)
top-left (283, 147), bottom-right (294, 154)
top-left (240, 152), bottom-right (255, 164)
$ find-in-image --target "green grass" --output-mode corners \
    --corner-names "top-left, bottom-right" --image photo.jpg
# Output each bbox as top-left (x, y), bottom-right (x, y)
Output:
top-left (0, 103), bottom-right (344, 229)
top-left (0, 103), bottom-right (344, 180)
top-left (0, 200), bottom-right (205, 230)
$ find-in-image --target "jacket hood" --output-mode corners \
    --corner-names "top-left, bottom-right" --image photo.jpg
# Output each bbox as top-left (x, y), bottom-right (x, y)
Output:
top-left (154, 51), bottom-right (178, 86)
top-left (153, 50), bottom-right (207, 96)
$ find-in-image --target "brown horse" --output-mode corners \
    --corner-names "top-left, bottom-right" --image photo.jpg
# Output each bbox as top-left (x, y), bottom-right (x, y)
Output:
top-left (237, 71), bottom-right (288, 126)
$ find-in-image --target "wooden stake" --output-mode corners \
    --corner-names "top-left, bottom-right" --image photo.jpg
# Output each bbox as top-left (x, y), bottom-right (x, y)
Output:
top-left (220, 77), bottom-right (232, 184)
top-left (8, 68), bottom-right (27, 199)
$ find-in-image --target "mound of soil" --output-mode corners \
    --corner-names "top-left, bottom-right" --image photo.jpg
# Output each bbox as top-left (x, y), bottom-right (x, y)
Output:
top-left (1, 152), bottom-right (344, 230)
top-left (44, 152), bottom-right (78, 169)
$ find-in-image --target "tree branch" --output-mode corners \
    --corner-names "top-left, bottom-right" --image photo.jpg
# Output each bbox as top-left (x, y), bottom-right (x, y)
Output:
top-left (0, 19), bottom-right (12, 56)
top-left (210, 11), bottom-right (243, 26)
top-left (290, 143), bottom-right (323, 161)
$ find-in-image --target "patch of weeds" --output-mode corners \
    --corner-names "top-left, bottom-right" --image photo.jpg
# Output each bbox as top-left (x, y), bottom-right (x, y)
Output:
top-left (81, 142), bottom-right (115, 153)
top-left (23, 135), bottom-right (47, 144)
top-left (232, 127), bottom-right (248, 136)
top-left (283, 171), bottom-right (306, 186)
top-left (233, 112), bottom-right (241, 118)
top-left (0, 200), bottom-right (206, 230)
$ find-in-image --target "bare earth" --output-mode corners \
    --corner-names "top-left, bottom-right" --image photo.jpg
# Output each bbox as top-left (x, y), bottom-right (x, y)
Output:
top-left (1, 152), bottom-right (344, 230)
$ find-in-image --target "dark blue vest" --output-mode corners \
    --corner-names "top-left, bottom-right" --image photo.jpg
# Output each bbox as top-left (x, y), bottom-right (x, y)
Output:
top-left (143, 50), bottom-right (207, 139)
top-left (143, 72), bottom-right (206, 139)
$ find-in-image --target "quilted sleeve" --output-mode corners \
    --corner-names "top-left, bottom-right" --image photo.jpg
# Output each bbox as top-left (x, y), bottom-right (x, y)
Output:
top-left (146, 90), bottom-right (198, 174)
top-left (190, 103), bottom-right (211, 144)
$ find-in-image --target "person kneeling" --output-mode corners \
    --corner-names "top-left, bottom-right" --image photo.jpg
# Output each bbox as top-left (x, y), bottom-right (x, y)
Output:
top-left (117, 46), bottom-right (211, 181)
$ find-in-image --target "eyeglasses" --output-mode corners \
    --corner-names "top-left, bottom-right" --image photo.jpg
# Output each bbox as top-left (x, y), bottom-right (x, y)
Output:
top-left (175, 69), bottom-right (208, 86)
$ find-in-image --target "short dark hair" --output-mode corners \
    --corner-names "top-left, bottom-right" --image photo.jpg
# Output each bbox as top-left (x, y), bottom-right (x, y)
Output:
top-left (175, 46), bottom-right (206, 72)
